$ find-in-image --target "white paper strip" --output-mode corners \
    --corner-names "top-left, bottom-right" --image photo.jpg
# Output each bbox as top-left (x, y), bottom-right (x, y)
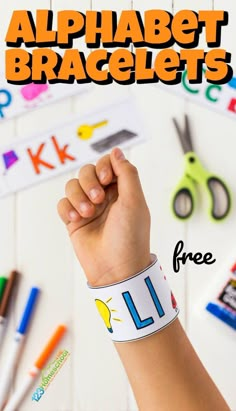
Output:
top-left (157, 71), bottom-right (236, 120)
top-left (0, 97), bottom-right (146, 198)
top-left (0, 74), bottom-right (90, 121)
top-left (89, 255), bottom-right (179, 342)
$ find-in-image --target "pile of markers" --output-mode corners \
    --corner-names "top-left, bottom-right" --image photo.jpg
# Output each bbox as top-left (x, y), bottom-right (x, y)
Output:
top-left (0, 272), bottom-right (67, 411)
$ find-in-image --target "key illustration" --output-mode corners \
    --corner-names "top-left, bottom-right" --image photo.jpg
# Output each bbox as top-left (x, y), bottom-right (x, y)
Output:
top-left (77, 120), bottom-right (108, 140)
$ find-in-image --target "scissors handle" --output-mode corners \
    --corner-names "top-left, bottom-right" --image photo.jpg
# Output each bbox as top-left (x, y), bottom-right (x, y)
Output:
top-left (171, 175), bottom-right (196, 220)
top-left (172, 152), bottom-right (231, 221)
top-left (206, 176), bottom-right (231, 221)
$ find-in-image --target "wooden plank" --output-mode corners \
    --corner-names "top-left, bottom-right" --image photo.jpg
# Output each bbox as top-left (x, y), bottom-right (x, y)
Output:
top-left (130, 0), bottom-right (186, 320)
top-left (1, 1), bottom-right (235, 410)
top-left (185, 100), bottom-right (236, 410)
top-left (2, 2), bottom-right (75, 410)
top-left (214, 0), bottom-right (236, 68)
top-left (173, 0), bottom-right (212, 53)
top-left (73, 1), bottom-right (134, 409)
top-left (0, 0), bottom-right (16, 395)
top-left (133, 0), bottom-right (172, 13)
top-left (173, 1), bottom-right (236, 409)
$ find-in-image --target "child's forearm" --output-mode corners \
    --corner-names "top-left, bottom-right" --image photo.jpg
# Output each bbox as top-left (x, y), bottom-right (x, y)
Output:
top-left (92, 253), bottom-right (229, 411)
top-left (58, 148), bottom-right (230, 411)
top-left (115, 317), bottom-right (229, 411)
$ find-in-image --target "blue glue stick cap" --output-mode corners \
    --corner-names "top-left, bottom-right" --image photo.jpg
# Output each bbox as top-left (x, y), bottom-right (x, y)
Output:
top-left (17, 287), bottom-right (40, 335)
top-left (206, 302), bottom-right (236, 330)
top-left (228, 76), bottom-right (236, 90)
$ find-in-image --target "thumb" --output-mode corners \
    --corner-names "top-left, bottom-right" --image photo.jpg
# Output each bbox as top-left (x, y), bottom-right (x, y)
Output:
top-left (110, 147), bottom-right (145, 205)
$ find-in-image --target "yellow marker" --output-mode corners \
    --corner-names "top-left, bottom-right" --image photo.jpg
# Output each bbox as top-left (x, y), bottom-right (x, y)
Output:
top-left (77, 120), bottom-right (108, 140)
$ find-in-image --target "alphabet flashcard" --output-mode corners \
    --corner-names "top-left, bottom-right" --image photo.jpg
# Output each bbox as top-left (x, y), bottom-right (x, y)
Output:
top-left (0, 97), bottom-right (146, 198)
top-left (0, 72), bottom-right (90, 120)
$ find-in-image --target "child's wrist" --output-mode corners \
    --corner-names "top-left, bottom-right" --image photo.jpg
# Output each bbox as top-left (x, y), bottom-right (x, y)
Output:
top-left (88, 254), bottom-right (152, 287)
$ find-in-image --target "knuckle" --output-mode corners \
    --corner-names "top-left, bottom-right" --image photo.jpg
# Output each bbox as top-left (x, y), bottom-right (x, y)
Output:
top-left (65, 178), bottom-right (77, 194)
top-left (78, 164), bottom-right (94, 179)
top-left (57, 199), bottom-right (62, 212)
top-left (69, 191), bottom-right (81, 206)
top-left (96, 154), bottom-right (110, 168)
top-left (57, 198), bottom-right (66, 216)
top-left (127, 163), bottom-right (138, 175)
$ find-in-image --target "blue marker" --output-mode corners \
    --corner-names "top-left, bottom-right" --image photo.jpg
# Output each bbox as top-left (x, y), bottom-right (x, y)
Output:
top-left (0, 287), bottom-right (40, 409)
top-left (16, 287), bottom-right (39, 335)
top-left (0, 89), bottom-right (12, 118)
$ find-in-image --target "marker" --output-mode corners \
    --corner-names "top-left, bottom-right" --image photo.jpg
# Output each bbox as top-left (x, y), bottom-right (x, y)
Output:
top-left (228, 76), bottom-right (236, 90)
top-left (0, 271), bottom-right (19, 348)
top-left (3, 325), bottom-right (67, 411)
top-left (0, 277), bottom-right (7, 303)
top-left (0, 287), bottom-right (40, 410)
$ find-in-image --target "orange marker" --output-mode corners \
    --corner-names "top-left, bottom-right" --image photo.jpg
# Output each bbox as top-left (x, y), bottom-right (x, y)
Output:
top-left (34, 324), bottom-right (66, 370)
top-left (4, 325), bottom-right (67, 411)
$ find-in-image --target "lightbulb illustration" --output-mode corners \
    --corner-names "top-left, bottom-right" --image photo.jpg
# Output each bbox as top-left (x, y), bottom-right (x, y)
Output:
top-left (95, 298), bottom-right (122, 333)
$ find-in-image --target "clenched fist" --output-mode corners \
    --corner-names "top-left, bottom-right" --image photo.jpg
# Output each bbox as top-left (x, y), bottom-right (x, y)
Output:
top-left (57, 148), bottom-right (151, 287)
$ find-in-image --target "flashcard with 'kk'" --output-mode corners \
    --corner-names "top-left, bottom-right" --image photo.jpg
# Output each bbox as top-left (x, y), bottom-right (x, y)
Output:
top-left (0, 97), bottom-right (146, 198)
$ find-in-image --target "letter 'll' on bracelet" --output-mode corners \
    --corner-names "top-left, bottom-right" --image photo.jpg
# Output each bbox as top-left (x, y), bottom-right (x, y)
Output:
top-left (88, 254), bottom-right (180, 342)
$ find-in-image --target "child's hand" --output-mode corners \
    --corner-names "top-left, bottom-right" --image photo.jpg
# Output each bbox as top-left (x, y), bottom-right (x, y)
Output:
top-left (58, 148), bottom-right (151, 286)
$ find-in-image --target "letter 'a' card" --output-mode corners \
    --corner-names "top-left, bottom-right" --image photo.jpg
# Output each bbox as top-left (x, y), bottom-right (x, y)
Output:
top-left (0, 72), bottom-right (90, 121)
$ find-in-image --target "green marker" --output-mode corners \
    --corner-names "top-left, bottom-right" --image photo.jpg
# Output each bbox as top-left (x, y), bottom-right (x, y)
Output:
top-left (0, 277), bottom-right (7, 304)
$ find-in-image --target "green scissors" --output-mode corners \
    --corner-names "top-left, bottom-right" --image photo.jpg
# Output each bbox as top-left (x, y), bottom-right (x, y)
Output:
top-left (171, 114), bottom-right (231, 222)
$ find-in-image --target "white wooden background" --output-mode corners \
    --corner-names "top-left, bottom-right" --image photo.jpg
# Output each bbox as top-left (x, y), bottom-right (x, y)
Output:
top-left (0, 1), bottom-right (236, 410)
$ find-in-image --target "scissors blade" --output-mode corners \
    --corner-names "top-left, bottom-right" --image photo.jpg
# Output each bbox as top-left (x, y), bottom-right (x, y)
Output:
top-left (172, 118), bottom-right (190, 154)
top-left (184, 114), bottom-right (194, 152)
top-left (173, 115), bottom-right (194, 154)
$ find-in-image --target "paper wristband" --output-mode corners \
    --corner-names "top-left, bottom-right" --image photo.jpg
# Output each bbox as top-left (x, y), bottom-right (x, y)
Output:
top-left (88, 254), bottom-right (180, 342)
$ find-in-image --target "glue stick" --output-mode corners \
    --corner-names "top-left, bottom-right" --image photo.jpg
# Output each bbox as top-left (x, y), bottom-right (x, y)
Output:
top-left (206, 261), bottom-right (236, 330)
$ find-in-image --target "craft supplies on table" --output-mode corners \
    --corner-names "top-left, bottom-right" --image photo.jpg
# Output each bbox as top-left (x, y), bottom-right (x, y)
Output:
top-left (4, 325), bottom-right (67, 411)
top-left (171, 114), bottom-right (231, 222)
top-left (206, 260), bottom-right (236, 330)
top-left (0, 287), bottom-right (40, 409)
